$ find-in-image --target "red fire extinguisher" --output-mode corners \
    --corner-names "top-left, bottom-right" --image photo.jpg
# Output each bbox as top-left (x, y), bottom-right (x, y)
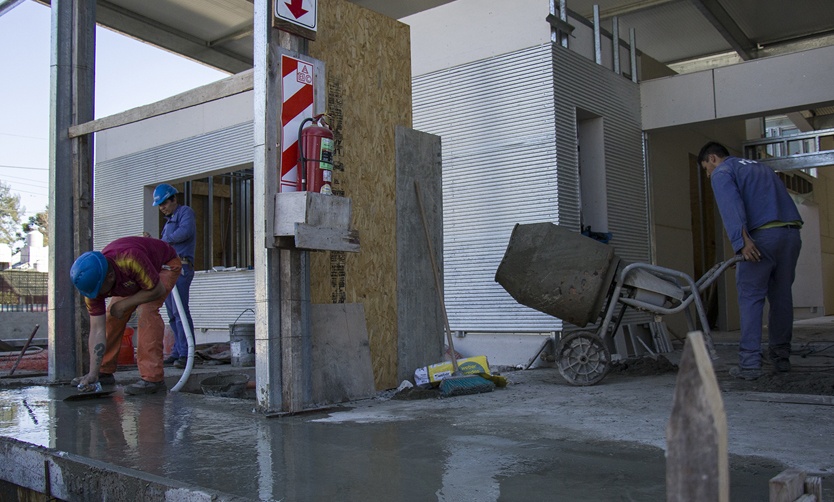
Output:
top-left (297, 114), bottom-right (334, 194)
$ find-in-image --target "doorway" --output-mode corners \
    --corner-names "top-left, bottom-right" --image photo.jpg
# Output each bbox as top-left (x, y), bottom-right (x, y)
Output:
top-left (689, 153), bottom-right (718, 327)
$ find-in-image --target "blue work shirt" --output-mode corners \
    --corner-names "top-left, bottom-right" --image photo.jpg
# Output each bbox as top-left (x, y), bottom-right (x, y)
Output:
top-left (710, 156), bottom-right (802, 253)
top-left (161, 204), bottom-right (197, 262)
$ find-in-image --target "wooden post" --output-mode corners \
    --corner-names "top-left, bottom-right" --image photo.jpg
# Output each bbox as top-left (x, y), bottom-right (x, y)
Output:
top-left (666, 331), bottom-right (729, 501)
top-left (769, 469), bottom-right (806, 502)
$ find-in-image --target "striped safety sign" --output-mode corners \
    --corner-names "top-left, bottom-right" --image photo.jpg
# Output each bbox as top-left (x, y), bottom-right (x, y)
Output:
top-left (280, 55), bottom-right (315, 192)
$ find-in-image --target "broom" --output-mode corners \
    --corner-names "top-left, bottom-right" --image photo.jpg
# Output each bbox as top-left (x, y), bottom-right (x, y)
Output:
top-left (415, 181), bottom-right (495, 397)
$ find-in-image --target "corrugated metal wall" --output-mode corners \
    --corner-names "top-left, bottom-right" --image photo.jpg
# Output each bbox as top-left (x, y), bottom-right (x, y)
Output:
top-left (189, 269), bottom-right (255, 328)
top-left (95, 121), bottom-right (255, 330)
top-left (551, 46), bottom-right (649, 264)
top-left (413, 45), bottom-right (563, 332)
top-left (412, 43), bottom-right (650, 333)
top-left (94, 122), bottom-right (253, 246)
top-left (550, 45), bottom-right (651, 328)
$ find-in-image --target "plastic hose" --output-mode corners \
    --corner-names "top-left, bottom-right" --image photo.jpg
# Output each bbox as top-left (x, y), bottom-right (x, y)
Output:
top-left (169, 285), bottom-right (195, 392)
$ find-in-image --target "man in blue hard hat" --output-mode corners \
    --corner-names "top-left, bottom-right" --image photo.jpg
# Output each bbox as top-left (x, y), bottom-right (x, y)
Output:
top-left (144, 183), bottom-right (197, 369)
top-left (70, 236), bottom-right (182, 395)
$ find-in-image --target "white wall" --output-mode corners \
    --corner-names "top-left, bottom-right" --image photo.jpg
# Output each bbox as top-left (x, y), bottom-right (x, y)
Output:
top-left (794, 201), bottom-right (824, 318)
top-left (403, 0), bottom-right (551, 77)
top-left (642, 44), bottom-right (834, 130)
top-left (96, 91), bottom-right (253, 163)
top-left (403, 0), bottom-right (639, 79)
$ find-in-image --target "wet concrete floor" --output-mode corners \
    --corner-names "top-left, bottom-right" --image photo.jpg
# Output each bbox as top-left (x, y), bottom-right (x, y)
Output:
top-left (0, 375), bottom-right (800, 501)
top-left (4, 318), bottom-right (834, 499)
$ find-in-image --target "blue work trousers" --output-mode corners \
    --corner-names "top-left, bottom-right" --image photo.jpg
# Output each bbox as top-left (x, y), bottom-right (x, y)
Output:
top-left (165, 263), bottom-right (195, 359)
top-left (735, 227), bottom-right (801, 369)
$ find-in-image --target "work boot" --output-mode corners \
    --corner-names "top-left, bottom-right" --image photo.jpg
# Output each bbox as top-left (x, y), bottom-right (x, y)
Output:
top-left (163, 355), bottom-right (178, 366)
top-left (729, 366), bottom-right (762, 380)
top-left (98, 373), bottom-right (116, 385)
top-left (125, 379), bottom-right (166, 395)
top-left (174, 357), bottom-right (188, 369)
top-left (774, 358), bottom-right (791, 373)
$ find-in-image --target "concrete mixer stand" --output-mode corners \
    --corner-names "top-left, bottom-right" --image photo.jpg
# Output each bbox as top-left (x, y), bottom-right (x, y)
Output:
top-left (495, 222), bottom-right (742, 386)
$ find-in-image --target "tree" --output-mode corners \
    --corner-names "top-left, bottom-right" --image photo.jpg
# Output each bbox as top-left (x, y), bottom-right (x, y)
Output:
top-left (22, 207), bottom-right (49, 246)
top-left (0, 182), bottom-right (23, 247)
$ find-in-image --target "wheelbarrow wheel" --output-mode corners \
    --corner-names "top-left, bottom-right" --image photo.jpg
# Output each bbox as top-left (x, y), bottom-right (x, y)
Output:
top-left (556, 331), bottom-right (611, 386)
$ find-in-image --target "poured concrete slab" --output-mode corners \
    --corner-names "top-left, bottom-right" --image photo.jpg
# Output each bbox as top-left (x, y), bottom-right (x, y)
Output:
top-left (1, 321), bottom-right (834, 500)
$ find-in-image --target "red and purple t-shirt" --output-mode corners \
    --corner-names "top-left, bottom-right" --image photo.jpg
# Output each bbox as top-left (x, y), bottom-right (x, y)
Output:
top-left (85, 236), bottom-right (178, 316)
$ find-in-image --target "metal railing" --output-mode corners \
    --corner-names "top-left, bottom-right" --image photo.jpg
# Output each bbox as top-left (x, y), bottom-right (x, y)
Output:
top-left (744, 128), bottom-right (834, 173)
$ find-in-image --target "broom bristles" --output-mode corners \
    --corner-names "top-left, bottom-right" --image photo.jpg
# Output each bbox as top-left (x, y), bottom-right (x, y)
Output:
top-left (439, 375), bottom-right (496, 397)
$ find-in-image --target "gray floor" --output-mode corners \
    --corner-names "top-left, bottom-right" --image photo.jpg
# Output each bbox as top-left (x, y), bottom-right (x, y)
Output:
top-left (1, 320), bottom-right (833, 501)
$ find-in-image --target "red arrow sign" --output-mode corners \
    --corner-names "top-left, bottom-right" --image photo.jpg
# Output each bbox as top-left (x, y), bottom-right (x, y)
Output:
top-left (285, 0), bottom-right (308, 19)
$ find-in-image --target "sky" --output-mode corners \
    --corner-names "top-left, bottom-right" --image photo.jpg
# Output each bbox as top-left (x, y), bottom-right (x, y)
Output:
top-left (0, 1), bottom-right (228, 220)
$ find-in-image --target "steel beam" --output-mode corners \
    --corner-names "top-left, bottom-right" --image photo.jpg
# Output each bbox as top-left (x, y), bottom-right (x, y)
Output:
top-left (689, 0), bottom-right (755, 61)
top-left (48, 0), bottom-right (95, 382)
top-left (34, 0), bottom-right (252, 73)
top-left (0, 0), bottom-right (26, 17)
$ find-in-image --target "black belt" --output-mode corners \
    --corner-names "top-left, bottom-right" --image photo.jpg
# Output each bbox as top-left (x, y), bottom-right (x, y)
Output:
top-left (785, 225), bottom-right (801, 230)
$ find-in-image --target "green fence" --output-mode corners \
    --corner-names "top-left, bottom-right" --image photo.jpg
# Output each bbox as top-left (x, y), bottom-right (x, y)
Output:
top-left (0, 270), bottom-right (47, 312)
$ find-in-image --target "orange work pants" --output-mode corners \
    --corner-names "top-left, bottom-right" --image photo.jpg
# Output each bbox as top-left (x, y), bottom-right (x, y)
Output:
top-left (100, 257), bottom-right (181, 382)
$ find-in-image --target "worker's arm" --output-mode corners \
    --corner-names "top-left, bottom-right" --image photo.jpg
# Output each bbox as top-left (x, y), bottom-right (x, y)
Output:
top-left (76, 314), bottom-right (106, 388)
top-left (710, 170), bottom-right (748, 253)
top-left (109, 281), bottom-right (168, 320)
top-left (739, 228), bottom-right (761, 262)
top-left (163, 207), bottom-right (196, 245)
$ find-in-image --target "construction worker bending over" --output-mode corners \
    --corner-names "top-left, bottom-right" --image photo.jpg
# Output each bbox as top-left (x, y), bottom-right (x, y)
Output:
top-left (70, 236), bottom-right (181, 395)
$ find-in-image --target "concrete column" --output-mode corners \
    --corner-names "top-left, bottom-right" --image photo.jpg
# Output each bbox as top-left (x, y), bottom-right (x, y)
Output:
top-left (253, 2), bottom-right (315, 414)
top-left (275, 33), bottom-right (313, 413)
top-left (253, 0), bottom-right (284, 413)
top-left (48, 0), bottom-right (95, 382)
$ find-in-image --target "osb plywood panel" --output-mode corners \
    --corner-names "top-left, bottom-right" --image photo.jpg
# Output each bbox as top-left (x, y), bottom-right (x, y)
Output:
top-left (308, 0), bottom-right (412, 389)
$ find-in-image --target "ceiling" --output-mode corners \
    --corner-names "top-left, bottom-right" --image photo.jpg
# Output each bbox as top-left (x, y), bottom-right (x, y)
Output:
top-left (10, 0), bottom-right (833, 74)
top-left (7, 0), bottom-right (834, 124)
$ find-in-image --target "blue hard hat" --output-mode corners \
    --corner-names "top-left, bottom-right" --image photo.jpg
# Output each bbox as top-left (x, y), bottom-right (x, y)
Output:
top-left (152, 184), bottom-right (178, 206)
top-left (70, 251), bottom-right (108, 299)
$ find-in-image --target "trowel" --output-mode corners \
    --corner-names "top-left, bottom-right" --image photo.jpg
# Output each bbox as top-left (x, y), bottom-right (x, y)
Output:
top-left (63, 390), bottom-right (116, 402)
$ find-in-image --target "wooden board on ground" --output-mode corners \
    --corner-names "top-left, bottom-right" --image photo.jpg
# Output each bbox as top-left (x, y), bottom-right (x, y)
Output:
top-left (311, 303), bottom-right (376, 404)
top-left (666, 331), bottom-right (728, 502)
top-left (745, 392), bottom-right (834, 406)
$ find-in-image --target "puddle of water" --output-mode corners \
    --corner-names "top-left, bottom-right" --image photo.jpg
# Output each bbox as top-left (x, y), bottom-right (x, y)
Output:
top-left (0, 386), bottom-right (785, 500)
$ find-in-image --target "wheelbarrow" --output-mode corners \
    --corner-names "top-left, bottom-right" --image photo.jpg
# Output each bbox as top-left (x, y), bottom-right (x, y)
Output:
top-left (495, 222), bottom-right (742, 386)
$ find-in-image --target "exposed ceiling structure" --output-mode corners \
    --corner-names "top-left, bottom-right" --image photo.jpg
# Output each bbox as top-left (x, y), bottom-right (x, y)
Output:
top-left (14, 0), bottom-right (834, 73)
top-left (7, 0), bottom-right (834, 124)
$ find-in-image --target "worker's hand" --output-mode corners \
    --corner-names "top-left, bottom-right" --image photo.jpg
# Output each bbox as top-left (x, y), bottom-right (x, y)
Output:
top-left (110, 299), bottom-right (128, 320)
top-left (142, 231), bottom-right (151, 238)
top-left (71, 372), bottom-right (99, 390)
top-left (740, 230), bottom-right (761, 262)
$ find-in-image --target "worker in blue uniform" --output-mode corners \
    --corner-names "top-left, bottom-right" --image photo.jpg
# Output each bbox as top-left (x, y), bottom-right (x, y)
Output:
top-left (698, 142), bottom-right (802, 380)
top-left (144, 184), bottom-right (197, 369)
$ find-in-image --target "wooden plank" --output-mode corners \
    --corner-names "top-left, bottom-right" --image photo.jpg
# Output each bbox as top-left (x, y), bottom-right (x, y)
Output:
top-left (68, 69), bottom-right (254, 138)
top-left (666, 331), bottom-right (729, 502)
top-left (745, 392), bottom-right (834, 406)
top-left (794, 495), bottom-right (817, 502)
top-left (769, 469), bottom-right (806, 502)
top-left (805, 476), bottom-right (823, 500)
top-left (308, 0), bottom-right (411, 390)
